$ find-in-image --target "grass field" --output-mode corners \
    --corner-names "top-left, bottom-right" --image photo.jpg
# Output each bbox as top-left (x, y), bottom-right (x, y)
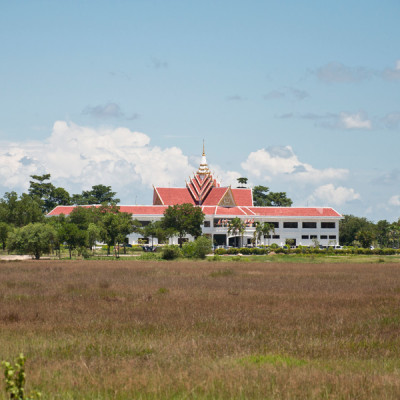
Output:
top-left (1, 259), bottom-right (400, 399)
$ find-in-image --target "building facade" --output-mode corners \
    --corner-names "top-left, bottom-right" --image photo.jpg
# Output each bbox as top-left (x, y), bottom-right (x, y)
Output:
top-left (48, 149), bottom-right (342, 247)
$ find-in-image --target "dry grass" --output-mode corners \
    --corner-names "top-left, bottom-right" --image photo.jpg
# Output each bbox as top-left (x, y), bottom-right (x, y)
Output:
top-left (1, 260), bottom-right (400, 399)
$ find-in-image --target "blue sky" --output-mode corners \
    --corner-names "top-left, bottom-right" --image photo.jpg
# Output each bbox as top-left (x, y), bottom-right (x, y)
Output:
top-left (1, 1), bottom-right (399, 222)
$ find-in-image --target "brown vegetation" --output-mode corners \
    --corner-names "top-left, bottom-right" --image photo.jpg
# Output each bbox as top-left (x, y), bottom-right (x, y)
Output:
top-left (1, 260), bottom-right (400, 399)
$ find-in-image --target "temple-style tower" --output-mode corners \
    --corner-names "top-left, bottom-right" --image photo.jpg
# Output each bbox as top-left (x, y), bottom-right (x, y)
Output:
top-left (186, 144), bottom-right (220, 205)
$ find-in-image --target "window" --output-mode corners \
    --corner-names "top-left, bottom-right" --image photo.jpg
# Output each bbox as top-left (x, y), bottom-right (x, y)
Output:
top-left (264, 235), bottom-right (271, 239)
top-left (203, 221), bottom-right (211, 227)
top-left (272, 235), bottom-right (280, 239)
top-left (329, 235), bottom-right (336, 239)
top-left (302, 235), bottom-right (309, 239)
top-left (302, 222), bottom-right (316, 229)
top-left (320, 235), bottom-right (328, 240)
top-left (138, 220), bottom-right (150, 227)
top-left (283, 222), bottom-right (298, 229)
top-left (265, 221), bottom-right (279, 228)
top-left (310, 235), bottom-right (317, 239)
top-left (321, 222), bottom-right (335, 229)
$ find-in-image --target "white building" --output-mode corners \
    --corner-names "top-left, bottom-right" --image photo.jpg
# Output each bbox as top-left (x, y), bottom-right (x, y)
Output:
top-left (49, 149), bottom-right (342, 247)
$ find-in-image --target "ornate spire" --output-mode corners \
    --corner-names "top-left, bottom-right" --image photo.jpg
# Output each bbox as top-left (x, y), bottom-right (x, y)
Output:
top-left (197, 140), bottom-right (210, 176)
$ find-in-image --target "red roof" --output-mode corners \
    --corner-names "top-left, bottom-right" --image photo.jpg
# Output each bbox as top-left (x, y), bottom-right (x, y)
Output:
top-left (154, 185), bottom-right (253, 207)
top-left (202, 187), bottom-right (228, 205)
top-left (231, 189), bottom-right (253, 206)
top-left (154, 188), bottom-right (195, 205)
top-left (247, 207), bottom-right (341, 217)
top-left (48, 205), bottom-right (341, 218)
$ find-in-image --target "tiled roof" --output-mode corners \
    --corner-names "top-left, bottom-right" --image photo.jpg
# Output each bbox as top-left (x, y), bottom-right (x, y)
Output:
top-left (248, 207), bottom-right (341, 217)
top-left (48, 204), bottom-right (342, 218)
top-left (154, 188), bottom-right (195, 205)
top-left (202, 187), bottom-right (228, 205)
top-left (231, 188), bottom-right (253, 206)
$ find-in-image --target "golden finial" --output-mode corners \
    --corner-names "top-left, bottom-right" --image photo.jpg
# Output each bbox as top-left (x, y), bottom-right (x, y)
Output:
top-left (202, 139), bottom-right (205, 156)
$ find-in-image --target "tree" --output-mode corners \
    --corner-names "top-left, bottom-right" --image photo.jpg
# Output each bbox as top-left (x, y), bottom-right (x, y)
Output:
top-left (237, 177), bottom-right (248, 187)
top-left (376, 220), bottom-right (390, 248)
top-left (339, 215), bottom-right (374, 246)
top-left (253, 221), bottom-right (275, 246)
top-left (161, 203), bottom-right (205, 246)
top-left (253, 186), bottom-right (293, 207)
top-left (29, 174), bottom-right (71, 213)
top-left (87, 223), bottom-right (101, 252)
top-left (72, 185), bottom-right (119, 205)
top-left (0, 222), bottom-right (10, 250)
top-left (7, 223), bottom-right (57, 259)
top-left (228, 217), bottom-right (246, 247)
top-left (99, 208), bottom-right (136, 255)
top-left (59, 222), bottom-right (88, 259)
top-left (355, 228), bottom-right (376, 248)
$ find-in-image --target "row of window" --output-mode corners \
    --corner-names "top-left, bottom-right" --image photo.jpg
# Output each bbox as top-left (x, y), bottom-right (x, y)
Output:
top-left (263, 235), bottom-right (337, 240)
top-left (207, 220), bottom-right (336, 229)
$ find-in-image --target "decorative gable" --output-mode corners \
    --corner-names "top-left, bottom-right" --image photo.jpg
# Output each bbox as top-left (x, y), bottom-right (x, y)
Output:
top-left (218, 188), bottom-right (236, 208)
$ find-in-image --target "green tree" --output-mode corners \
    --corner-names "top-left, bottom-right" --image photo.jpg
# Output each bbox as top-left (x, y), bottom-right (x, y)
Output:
top-left (237, 177), bottom-right (248, 187)
top-left (355, 228), bottom-right (376, 248)
top-left (72, 185), bottom-right (119, 205)
top-left (253, 221), bottom-right (275, 246)
top-left (7, 223), bottom-right (57, 259)
top-left (0, 192), bottom-right (43, 226)
top-left (87, 223), bottom-right (101, 251)
top-left (228, 217), bottom-right (246, 247)
top-left (375, 220), bottom-right (390, 248)
top-left (339, 215), bottom-right (374, 246)
top-left (253, 186), bottom-right (293, 207)
top-left (29, 173), bottom-right (71, 213)
top-left (161, 203), bottom-right (205, 246)
top-left (0, 222), bottom-right (10, 250)
top-left (99, 208), bottom-right (136, 255)
top-left (59, 222), bottom-right (87, 259)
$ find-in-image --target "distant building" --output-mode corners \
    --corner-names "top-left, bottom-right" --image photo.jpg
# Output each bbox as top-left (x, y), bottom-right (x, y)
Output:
top-left (48, 147), bottom-right (342, 247)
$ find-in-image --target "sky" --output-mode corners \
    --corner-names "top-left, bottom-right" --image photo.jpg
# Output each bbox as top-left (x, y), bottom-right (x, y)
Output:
top-left (0, 0), bottom-right (399, 222)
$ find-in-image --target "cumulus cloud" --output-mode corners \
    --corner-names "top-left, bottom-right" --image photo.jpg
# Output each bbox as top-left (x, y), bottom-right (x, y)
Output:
top-left (241, 146), bottom-right (348, 183)
top-left (340, 112), bottom-right (372, 129)
top-left (0, 121), bottom-right (194, 196)
top-left (315, 62), bottom-right (372, 83)
top-left (389, 195), bottom-right (400, 206)
top-left (310, 184), bottom-right (360, 206)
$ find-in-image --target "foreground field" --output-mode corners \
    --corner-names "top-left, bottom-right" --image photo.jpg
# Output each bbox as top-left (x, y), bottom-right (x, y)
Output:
top-left (1, 260), bottom-right (400, 399)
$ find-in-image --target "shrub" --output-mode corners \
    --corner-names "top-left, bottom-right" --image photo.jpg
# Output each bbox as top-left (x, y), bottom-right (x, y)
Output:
top-left (214, 248), bottom-right (227, 255)
top-left (2, 353), bottom-right (41, 399)
top-left (182, 241), bottom-right (196, 258)
top-left (193, 236), bottom-right (212, 259)
top-left (227, 248), bottom-right (240, 255)
top-left (182, 237), bottom-right (212, 259)
top-left (161, 245), bottom-right (182, 260)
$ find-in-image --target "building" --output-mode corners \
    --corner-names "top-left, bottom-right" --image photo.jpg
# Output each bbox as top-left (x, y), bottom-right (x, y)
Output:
top-left (48, 148), bottom-right (342, 247)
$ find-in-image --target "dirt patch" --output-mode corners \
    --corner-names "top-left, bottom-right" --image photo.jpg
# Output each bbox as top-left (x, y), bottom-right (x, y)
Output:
top-left (0, 255), bottom-right (32, 261)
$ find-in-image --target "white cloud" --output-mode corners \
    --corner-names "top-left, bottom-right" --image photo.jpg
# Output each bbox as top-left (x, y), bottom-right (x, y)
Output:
top-left (340, 113), bottom-right (371, 129)
top-left (310, 184), bottom-right (360, 206)
top-left (389, 195), bottom-right (400, 206)
top-left (0, 121), bottom-right (194, 197)
top-left (241, 146), bottom-right (348, 183)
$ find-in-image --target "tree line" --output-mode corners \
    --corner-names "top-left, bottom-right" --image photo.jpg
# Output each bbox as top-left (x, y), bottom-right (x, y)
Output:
top-left (0, 174), bottom-right (209, 259)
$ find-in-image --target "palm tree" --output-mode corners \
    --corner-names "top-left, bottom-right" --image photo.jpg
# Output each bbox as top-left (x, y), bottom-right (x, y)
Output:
top-left (228, 217), bottom-right (245, 247)
top-left (253, 222), bottom-right (275, 246)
